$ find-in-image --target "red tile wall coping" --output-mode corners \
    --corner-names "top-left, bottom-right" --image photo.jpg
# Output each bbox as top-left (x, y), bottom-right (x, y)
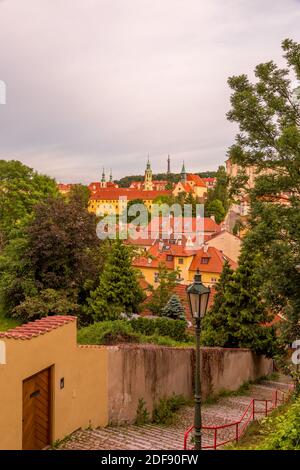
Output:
top-left (0, 315), bottom-right (76, 340)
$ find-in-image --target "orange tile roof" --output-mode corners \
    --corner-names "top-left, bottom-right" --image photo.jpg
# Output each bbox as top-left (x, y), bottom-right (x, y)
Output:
top-left (90, 188), bottom-right (172, 201)
top-left (0, 316), bottom-right (76, 340)
top-left (133, 241), bottom-right (197, 269)
top-left (141, 283), bottom-right (217, 322)
top-left (150, 217), bottom-right (221, 234)
top-left (189, 246), bottom-right (237, 274)
top-left (187, 174), bottom-right (206, 187)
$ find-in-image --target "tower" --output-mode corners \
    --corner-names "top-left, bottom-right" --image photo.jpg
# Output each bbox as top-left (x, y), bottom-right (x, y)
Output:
top-left (109, 169), bottom-right (113, 183)
top-left (144, 155), bottom-right (153, 191)
top-left (167, 155), bottom-right (171, 175)
top-left (101, 167), bottom-right (106, 187)
top-left (180, 161), bottom-right (187, 183)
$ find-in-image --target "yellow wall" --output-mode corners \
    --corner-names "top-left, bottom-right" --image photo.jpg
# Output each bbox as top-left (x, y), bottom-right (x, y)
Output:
top-left (89, 198), bottom-right (154, 217)
top-left (188, 269), bottom-right (220, 287)
top-left (138, 256), bottom-right (193, 286)
top-left (0, 321), bottom-right (108, 450)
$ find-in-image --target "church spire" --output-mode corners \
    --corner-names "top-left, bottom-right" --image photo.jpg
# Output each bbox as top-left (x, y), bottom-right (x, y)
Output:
top-left (109, 169), bottom-right (113, 182)
top-left (167, 155), bottom-right (171, 174)
top-left (144, 155), bottom-right (153, 191)
top-left (101, 167), bottom-right (106, 184)
top-left (181, 161), bottom-right (187, 182)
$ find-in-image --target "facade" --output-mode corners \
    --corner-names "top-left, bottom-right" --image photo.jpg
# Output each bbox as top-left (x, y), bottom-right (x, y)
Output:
top-left (0, 316), bottom-right (108, 450)
top-left (133, 239), bottom-right (237, 287)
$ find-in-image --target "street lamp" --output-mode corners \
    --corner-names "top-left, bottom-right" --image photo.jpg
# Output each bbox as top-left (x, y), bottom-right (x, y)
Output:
top-left (187, 269), bottom-right (211, 451)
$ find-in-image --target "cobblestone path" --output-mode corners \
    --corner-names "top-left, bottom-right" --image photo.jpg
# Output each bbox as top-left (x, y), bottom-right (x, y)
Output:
top-left (58, 377), bottom-right (292, 450)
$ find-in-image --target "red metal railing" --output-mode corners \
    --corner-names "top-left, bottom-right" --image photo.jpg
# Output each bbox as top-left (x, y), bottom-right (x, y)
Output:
top-left (183, 386), bottom-right (293, 450)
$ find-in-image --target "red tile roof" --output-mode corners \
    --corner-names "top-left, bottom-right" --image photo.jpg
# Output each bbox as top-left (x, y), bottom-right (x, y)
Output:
top-left (141, 283), bottom-right (216, 323)
top-left (150, 217), bottom-right (221, 234)
top-left (187, 174), bottom-right (206, 187)
top-left (90, 188), bottom-right (172, 201)
top-left (0, 316), bottom-right (76, 340)
top-left (189, 246), bottom-right (237, 274)
top-left (133, 241), bottom-right (196, 269)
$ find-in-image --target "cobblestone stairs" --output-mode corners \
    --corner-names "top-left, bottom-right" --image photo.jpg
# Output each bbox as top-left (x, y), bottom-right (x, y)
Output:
top-left (58, 377), bottom-right (292, 450)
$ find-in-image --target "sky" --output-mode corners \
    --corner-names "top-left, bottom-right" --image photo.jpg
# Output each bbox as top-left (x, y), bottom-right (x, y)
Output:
top-left (0, 0), bottom-right (300, 183)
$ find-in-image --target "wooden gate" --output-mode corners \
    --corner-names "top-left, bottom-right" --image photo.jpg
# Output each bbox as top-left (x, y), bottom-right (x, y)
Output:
top-left (22, 367), bottom-right (51, 450)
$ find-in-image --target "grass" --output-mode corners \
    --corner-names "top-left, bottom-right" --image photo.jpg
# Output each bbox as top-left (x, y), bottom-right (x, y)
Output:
top-left (77, 319), bottom-right (195, 348)
top-left (0, 308), bottom-right (20, 332)
top-left (225, 401), bottom-right (292, 450)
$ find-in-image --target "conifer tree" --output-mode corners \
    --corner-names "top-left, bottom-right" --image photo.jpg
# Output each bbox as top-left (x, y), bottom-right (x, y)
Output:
top-left (161, 294), bottom-right (185, 320)
top-left (86, 239), bottom-right (145, 321)
top-left (202, 254), bottom-right (277, 357)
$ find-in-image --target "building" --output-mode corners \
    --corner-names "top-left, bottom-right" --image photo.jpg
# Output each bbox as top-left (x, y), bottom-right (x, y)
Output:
top-left (202, 177), bottom-right (216, 189)
top-left (172, 163), bottom-right (207, 199)
top-left (133, 238), bottom-right (237, 287)
top-left (205, 230), bottom-right (242, 263)
top-left (89, 188), bottom-right (172, 216)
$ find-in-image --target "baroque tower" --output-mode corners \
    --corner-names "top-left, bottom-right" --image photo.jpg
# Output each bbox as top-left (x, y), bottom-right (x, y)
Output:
top-left (144, 156), bottom-right (153, 191)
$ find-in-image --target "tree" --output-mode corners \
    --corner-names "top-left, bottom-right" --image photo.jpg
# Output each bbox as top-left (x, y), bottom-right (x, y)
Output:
top-left (202, 254), bottom-right (277, 357)
top-left (147, 263), bottom-right (180, 315)
top-left (161, 294), bottom-right (185, 320)
top-left (226, 38), bottom-right (300, 347)
top-left (205, 199), bottom-right (226, 224)
top-left (25, 197), bottom-right (100, 291)
top-left (86, 239), bottom-right (145, 321)
top-left (0, 160), bottom-right (58, 245)
top-left (67, 184), bottom-right (90, 208)
top-left (11, 289), bottom-right (80, 323)
top-left (120, 198), bottom-right (149, 224)
top-left (0, 195), bottom-right (102, 318)
top-left (202, 260), bottom-right (235, 345)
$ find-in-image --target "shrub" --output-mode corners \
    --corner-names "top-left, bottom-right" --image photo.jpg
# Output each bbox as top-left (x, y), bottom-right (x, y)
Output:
top-left (161, 294), bottom-right (185, 320)
top-left (131, 317), bottom-right (188, 342)
top-left (257, 397), bottom-right (300, 450)
top-left (135, 398), bottom-right (150, 426)
top-left (77, 320), bottom-right (140, 345)
top-left (152, 395), bottom-right (188, 425)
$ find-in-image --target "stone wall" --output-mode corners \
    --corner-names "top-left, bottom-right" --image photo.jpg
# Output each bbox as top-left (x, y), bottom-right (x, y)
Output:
top-left (107, 345), bottom-right (273, 424)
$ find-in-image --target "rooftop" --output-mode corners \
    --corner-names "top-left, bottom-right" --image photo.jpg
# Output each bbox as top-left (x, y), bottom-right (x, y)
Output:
top-left (0, 316), bottom-right (76, 340)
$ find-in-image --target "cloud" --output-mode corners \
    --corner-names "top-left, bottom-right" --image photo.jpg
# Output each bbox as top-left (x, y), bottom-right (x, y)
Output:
top-left (0, 0), bottom-right (299, 182)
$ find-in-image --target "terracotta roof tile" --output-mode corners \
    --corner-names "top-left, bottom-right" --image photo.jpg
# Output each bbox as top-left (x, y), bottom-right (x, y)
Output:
top-left (0, 316), bottom-right (76, 340)
top-left (90, 188), bottom-right (172, 201)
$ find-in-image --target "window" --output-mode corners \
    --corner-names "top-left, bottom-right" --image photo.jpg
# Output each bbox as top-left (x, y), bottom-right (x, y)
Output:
top-left (211, 277), bottom-right (217, 283)
top-left (166, 255), bottom-right (173, 262)
top-left (154, 272), bottom-right (159, 283)
top-left (178, 258), bottom-right (184, 265)
top-left (201, 257), bottom-right (209, 264)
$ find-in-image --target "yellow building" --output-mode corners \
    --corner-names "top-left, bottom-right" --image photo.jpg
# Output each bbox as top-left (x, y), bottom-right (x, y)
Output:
top-left (133, 242), bottom-right (237, 287)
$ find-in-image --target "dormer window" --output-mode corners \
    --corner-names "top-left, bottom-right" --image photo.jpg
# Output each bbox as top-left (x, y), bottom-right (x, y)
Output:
top-left (201, 257), bottom-right (209, 264)
top-left (166, 255), bottom-right (173, 261)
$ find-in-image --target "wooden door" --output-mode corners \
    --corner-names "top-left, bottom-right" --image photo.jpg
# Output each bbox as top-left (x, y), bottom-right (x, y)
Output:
top-left (22, 367), bottom-right (51, 450)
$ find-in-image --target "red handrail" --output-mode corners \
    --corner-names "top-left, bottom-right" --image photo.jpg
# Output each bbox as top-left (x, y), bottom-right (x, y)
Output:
top-left (183, 386), bottom-right (293, 450)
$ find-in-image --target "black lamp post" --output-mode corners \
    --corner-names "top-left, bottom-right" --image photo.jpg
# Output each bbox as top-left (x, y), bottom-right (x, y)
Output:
top-left (187, 269), bottom-right (210, 451)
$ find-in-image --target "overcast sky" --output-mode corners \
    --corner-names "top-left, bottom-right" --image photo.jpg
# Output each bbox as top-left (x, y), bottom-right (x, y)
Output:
top-left (0, 0), bottom-right (299, 183)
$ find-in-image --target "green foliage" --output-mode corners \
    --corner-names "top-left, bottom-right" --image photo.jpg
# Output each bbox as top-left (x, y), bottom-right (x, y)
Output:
top-left (86, 239), bottom-right (145, 321)
top-left (120, 198), bottom-right (149, 224)
top-left (67, 184), bottom-right (90, 208)
top-left (0, 160), bottom-right (58, 245)
top-left (161, 294), bottom-right (185, 320)
top-left (202, 254), bottom-right (277, 357)
top-left (78, 320), bottom-right (140, 345)
top-left (11, 289), bottom-right (80, 323)
top-left (130, 316), bottom-right (188, 341)
top-left (152, 395), bottom-right (188, 425)
top-left (205, 166), bottom-right (230, 222)
top-left (256, 397), bottom-right (300, 450)
top-left (0, 193), bottom-right (102, 321)
top-left (226, 38), bottom-right (300, 349)
top-left (135, 398), bottom-right (150, 426)
top-left (147, 263), bottom-right (180, 315)
top-left (205, 199), bottom-right (226, 224)
top-left (77, 318), bottom-right (193, 347)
